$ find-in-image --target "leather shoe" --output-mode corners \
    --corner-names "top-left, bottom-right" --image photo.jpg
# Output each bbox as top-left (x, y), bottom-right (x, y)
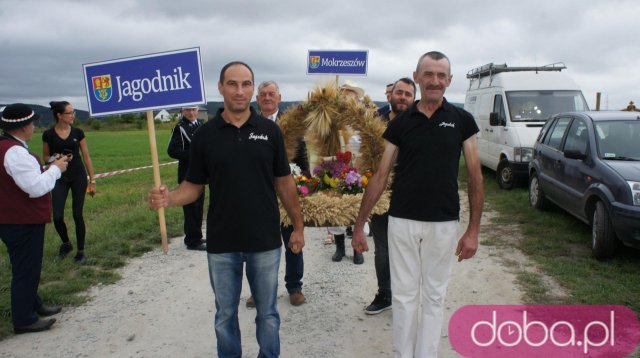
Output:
top-left (289, 291), bottom-right (306, 306)
top-left (186, 243), bottom-right (206, 251)
top-left (246, 296), bottom-right (255, 308)
top-left (14, 318), bottom-right (56, 334)
top-left (36, 305), bottom-right (62, 317)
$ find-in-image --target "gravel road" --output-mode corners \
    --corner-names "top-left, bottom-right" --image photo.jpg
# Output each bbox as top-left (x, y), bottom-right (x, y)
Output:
top-left (0, 197), bottom-right (526, 357)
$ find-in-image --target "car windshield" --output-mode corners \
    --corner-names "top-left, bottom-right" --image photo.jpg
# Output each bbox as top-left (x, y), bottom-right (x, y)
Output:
top-left (596, 120), bottom-right (640, 160)
top-left (506, 90), bottom-right (589, 122)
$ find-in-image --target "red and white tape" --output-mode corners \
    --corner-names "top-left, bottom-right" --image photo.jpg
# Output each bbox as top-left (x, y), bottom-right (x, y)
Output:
top-left (91, 161), bottom-right (178, 180)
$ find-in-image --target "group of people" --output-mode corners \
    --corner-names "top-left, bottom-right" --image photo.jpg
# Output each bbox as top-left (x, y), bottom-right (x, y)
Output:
top-left (0, 100), bottom-right (96, 334)
top-left (149, 50), bottom-right (484, 358)
top-left (0, 50), bottom-right (483, 357)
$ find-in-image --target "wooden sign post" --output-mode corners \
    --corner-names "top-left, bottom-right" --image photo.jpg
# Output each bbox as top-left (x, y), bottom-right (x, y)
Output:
top-left (146, 111), bottom-right (168, 253)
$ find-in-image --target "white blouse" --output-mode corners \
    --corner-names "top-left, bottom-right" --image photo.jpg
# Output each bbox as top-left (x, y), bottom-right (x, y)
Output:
top-left (3, 144), bottom-right (61, 198)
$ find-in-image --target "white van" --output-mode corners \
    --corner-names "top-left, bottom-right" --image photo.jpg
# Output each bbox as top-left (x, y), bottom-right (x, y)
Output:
top-left (464, 63), bottom-right (589, 189)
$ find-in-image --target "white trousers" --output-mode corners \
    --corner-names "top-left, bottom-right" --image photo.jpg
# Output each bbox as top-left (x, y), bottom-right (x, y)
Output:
top-left (388, 216), bottom-right (459, 358)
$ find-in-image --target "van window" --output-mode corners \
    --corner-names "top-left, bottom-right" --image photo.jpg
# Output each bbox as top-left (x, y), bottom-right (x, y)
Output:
top-left (493, 95), bottom-right (506, 122)
top-left (544, 117), bottom-right (572, 150)
top-left (506, 90), bottom-right (588, 122)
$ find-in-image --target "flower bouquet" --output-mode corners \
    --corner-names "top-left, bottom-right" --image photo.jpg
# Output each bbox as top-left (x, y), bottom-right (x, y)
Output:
top-left (282, 151), bottom-right (387, 227)
top-left (312, 151), bottom-right (371, 195)
top-left (290, 163), bottom-right (319, 197)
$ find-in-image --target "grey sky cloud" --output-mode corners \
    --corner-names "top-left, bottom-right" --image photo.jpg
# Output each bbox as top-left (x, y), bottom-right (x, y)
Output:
top-left (1, 0), bottom-right (638, 111)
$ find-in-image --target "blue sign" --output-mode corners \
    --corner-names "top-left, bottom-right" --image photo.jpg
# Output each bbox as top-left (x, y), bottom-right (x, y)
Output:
top-left (83, 48), bottom-right (206, 116)
top-left (307, 50), bottom-right (368, 75)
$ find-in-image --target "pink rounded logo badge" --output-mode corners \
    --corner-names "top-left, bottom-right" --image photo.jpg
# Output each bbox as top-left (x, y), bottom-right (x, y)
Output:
top-left (449, 305), bottom-right (640, 357)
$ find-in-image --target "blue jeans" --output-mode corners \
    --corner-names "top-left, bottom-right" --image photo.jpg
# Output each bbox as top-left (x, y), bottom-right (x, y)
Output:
top-left (281, 224), bottom-right (303, 293)
top-left (207, 248), bottom-right (281, 358)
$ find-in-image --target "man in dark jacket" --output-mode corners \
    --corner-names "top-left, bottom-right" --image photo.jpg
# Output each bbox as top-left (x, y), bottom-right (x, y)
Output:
top-left (246, 80), bottom-right (308, 307)
top-left (167, 106), bottom-right (205, 250)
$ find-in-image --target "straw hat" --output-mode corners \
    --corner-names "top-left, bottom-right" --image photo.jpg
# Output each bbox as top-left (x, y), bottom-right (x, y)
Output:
top-left (340, 80), bottom-right (365, 99)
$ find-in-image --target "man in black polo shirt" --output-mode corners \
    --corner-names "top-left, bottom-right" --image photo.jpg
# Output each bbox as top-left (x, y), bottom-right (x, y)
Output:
top-left (352, 51), bottom-right (484, 358)
top-left (364, 77), bottom-right (416, 316)
top-left (149, 61), bottom-right (305, 358)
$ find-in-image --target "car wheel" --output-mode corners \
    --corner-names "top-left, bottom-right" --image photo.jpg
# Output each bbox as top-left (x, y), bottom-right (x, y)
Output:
top-left (497, 159), bottom-right (516, 190)
top-left (529, 172), bottom-right (548, 210)
top-left (592, 201), bottom-right (617, 260)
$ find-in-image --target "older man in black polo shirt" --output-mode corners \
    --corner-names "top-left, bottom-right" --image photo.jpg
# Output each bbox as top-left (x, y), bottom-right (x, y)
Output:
top-left (149, 61), bottom-right (304, 358)
top-left (352, 52), bottom-right (484, 357)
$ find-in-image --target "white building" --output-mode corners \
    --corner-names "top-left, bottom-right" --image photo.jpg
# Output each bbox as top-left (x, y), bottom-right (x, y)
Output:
top-left (154, 109), bottom-right (172, 122)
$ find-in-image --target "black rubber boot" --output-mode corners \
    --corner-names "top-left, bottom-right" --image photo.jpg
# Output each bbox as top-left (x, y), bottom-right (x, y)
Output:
top-left (74, 251), bottom-right (87, 265)
top-left (57, 242), bottom-right (73, 260)
top-left (332, 234), bottom-right (346, 262)
top-left (353, 250), bottom-right (364, 265)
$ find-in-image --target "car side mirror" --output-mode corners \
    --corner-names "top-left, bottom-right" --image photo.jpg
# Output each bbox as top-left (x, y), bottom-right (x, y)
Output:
top-left (564, 149), bottom-right (587, 160)
top-left (489, 112), bottom-right (505, 126)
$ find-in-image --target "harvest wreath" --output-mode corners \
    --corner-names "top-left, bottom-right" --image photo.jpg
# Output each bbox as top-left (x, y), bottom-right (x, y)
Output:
top-left (277, 83), bottom-right (391, 227)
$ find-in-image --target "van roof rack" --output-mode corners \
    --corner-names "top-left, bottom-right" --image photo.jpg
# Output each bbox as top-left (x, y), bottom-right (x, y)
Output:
top-left (466, 62), bottom-right (566, 79)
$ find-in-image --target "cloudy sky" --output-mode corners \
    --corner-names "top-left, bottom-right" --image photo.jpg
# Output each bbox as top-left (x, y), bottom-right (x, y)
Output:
top-left (1, 0), bottom-right (638, 111)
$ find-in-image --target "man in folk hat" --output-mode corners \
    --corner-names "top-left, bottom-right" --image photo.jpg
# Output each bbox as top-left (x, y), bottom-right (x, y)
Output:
top-left (168, 105), bottom-right (205, 250)
top-left (0, 103), bottom-right (70, 333)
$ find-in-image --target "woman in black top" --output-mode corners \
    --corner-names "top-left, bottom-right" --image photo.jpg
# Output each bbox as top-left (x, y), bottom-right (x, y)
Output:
top-left (42, 101), bottom-right (96, 264)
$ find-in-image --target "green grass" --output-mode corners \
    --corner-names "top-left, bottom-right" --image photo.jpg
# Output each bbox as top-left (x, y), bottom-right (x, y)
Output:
top-left (473, 165), bottom-right (640, 313)
top-left (0, 129), bottom-right (184, 338)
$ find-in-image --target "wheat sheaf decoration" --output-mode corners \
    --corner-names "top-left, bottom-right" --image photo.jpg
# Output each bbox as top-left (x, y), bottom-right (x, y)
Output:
top-left (277, 82), bottom-right (391, 227)
top-left (277, 82), bottom-right (388, 173)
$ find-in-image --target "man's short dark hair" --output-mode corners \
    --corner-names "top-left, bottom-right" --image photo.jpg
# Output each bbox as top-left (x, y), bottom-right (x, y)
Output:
top-left (219, 61), bottom-right (254, 83)
top-left (392, 77), bottom-right (416, 95)
top-left (415, 51), bottom-right (451, 73)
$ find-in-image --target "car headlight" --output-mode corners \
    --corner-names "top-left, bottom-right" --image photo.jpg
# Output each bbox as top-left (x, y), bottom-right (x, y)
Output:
top-left (629, 181), bottom-right (640, 206)
top-left (514, 147), bottom-right (533, 162)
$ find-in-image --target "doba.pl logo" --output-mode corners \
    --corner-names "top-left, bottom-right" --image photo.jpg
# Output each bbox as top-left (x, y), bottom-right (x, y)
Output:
top-left (449, 305), bottom-right (640, 357)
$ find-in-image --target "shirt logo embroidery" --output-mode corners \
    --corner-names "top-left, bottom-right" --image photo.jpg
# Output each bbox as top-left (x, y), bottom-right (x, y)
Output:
top-left (439, 122), bottom-right (455, 128)
top-left (249, 132), bottom-right (268, 141)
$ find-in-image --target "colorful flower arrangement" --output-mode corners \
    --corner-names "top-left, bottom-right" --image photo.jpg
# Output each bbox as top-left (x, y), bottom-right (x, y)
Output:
top-left (291, 151), bottom-right (371, 197)
top-left (290, 163), bottom-right (319, 197)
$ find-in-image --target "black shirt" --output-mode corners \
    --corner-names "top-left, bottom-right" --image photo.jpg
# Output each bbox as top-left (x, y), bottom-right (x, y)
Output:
top-left (186, 108), bottom-right (291, 253)
top-left (383, 98), bottom-right (479, 222)
top-left (42, 127), bottom-right (86, 180)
